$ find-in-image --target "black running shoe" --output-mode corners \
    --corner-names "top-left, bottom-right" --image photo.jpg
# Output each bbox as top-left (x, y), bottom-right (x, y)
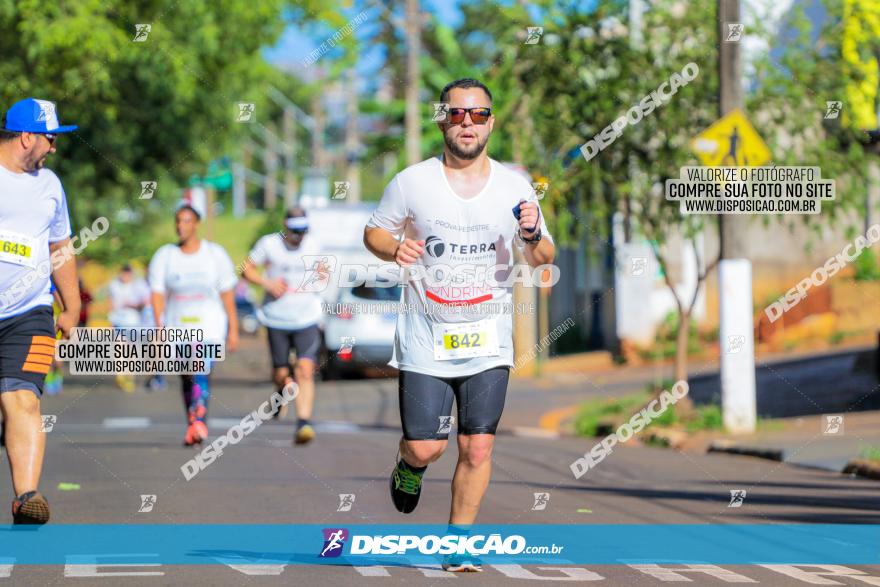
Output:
top-left (390, 460), bottom-right (424, 514)
top-left (12, 491), bottom-right (50, 524)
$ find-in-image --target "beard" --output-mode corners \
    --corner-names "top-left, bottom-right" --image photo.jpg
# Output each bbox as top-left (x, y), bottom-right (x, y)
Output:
top-left (444, 130), bottom-right (488, 160)
top-left (25, 150), bottom-right (48, 172)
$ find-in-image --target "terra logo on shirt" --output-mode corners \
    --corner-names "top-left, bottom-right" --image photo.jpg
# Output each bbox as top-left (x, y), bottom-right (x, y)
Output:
top-left (425, 235), bottom-right (496, 259)
top-left (425, 236), bottom-right (445, 258)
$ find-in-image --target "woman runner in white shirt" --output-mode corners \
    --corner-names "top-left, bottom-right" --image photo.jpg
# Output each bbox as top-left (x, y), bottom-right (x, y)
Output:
top-left (148, 202), bottom-right (239, 445)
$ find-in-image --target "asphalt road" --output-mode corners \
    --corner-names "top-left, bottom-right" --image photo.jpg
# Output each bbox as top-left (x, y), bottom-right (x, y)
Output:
top-left (2, 340), bottom-right (879, 585)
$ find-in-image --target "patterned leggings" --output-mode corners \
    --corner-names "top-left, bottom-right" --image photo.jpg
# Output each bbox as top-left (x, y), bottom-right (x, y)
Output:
top-left (181, 372), bottom-right (211, 422)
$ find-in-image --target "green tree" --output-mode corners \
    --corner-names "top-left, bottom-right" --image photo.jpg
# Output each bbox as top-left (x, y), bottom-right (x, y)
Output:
top-left (0, 0), bottom-right (290, 263)
top-left (454, 0), bottom-right (872, 412)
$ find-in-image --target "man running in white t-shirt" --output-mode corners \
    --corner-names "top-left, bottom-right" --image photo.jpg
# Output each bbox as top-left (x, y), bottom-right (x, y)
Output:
top-left (0, 98), bottom-right (82, 524)
top-left (364, 78), bottom-right (555, 571)
top-left (243, 207), bottom-right (323, 445)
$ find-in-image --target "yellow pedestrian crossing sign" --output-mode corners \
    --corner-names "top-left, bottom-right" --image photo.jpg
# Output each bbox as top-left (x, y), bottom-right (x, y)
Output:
top-left (691, 108), bottom-right (772, 167)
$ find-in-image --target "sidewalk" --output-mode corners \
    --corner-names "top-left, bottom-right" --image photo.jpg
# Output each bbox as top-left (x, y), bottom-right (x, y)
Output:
top-left (702, 411), bottom-right (880, 474)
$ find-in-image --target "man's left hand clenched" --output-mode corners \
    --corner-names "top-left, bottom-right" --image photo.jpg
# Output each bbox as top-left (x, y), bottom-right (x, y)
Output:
top-left (517, 200), bottom-right (541, 238)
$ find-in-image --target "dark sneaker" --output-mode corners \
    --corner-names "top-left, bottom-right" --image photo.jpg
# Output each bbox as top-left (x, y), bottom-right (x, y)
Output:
top-left (12, 491), bottom-right (50, 524)
top-left (442, 555), bottom-right (483, 572)
top-left (390, 460), bottom-right (424, 514)
top-left (294, 423), bottom-right (315, 445)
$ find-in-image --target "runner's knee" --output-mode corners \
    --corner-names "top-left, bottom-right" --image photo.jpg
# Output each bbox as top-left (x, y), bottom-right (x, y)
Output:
top-left (272, 367), bottom-right (290, 385)
top-left (294, 360), bottom-right (315, 379)
top-left (459, 436), bottom-right (494, 468)
top-left (404, 439), bottom-right (446, 465)
top-left (3, 390), bottom-right (40, 417)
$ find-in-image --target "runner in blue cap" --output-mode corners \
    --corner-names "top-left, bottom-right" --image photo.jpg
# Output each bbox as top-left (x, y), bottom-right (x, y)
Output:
top-left (0, 98), bottom-right (80, 524)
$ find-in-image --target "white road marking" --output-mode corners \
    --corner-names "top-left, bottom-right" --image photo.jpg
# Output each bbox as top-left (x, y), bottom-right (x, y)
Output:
top-left (629, 563), bottom-right (758, 582)
top-left (760, 565), bottom-right (880, 585)
top-left (101, 417), bottom-right (151, 429)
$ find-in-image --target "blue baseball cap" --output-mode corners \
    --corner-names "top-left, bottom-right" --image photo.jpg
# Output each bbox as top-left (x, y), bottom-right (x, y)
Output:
top-left (3, 98), bottom-right (78, 133)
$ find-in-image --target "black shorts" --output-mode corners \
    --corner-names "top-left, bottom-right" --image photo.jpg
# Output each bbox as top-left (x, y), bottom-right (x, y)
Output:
top-left (267, 324), bottom-right (321, 369)
top-left (398, 367), bottom-right (510, 440)
top-left (0, 306), bottom-right (55, 397)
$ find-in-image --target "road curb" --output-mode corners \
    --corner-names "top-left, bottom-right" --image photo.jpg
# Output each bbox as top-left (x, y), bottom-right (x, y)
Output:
top-left (707, 441), bottom-right (785, 462)
top-left (842, 458), bottom-right (880, 480)
top-left (508, 426), bottom-right (560, 439)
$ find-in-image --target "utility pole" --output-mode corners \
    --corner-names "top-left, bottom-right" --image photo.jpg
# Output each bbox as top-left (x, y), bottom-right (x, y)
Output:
top-left (312, 93), bottom-right (327, 172)
top-left (405, 0), bottom-right (421, 165)
top-left (283, 107), bottom-right (297, 207)
top-left (266, 87), bottom-right (314, 205)
top-left (232, 142), bottom-right (253, 217)
top-left (345, 67), bottom-right (361, 202)
top-left (626, 0), bottom-right (644, 242)
top-left (718, 0), bottom-right (757, 433)
top-left (263, 121), bottom-right (279, 210)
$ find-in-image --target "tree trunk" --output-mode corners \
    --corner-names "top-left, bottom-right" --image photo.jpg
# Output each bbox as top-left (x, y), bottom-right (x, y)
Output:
top-left (673, 310), bottom-right (694, 414)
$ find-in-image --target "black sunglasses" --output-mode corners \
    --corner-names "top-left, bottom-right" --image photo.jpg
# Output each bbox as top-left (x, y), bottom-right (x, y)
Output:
top-left (446, 107), bottom-right (491, 125)
top-left (42, 133), bottom-right (57, 145)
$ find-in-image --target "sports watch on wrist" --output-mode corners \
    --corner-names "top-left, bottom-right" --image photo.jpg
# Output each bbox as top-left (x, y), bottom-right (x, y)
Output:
top-left (520, 228), bottom-right (542, 244)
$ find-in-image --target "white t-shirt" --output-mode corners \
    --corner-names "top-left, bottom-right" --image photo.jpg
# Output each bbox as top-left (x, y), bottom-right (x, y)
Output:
top-left (148, 241), bottom-right (237, 342)
top-left (108, 277), bottom-right (151, 327)
top-left (367, 157), bottom-right (553, 377)
top-left (0, 165), bottom-right (71, 320)
top-left (248, 233), bottom-right (324, 331)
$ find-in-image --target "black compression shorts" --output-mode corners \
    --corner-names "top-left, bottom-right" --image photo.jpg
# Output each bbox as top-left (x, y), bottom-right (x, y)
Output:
top-left (266, 324), bottom-right (321, 368)
top-left (398, 367), bottom-right (510, 440)
top-left (0, 306), bottom-right (55, 397)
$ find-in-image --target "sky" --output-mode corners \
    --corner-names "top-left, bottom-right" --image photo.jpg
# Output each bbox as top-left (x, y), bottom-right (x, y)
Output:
top-left (263, 0), bottom-right (464, 73)
top-left (263, 0), bottom-right (803, 96)
top-left (265, 0), bottom-right (801, 69)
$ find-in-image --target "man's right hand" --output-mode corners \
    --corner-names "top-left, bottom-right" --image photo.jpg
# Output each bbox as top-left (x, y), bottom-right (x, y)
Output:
top-left (395, 239), bottom-right (425, 266)
top-left (264, 277), bottom-right (288, 298)
top-left (55, 310), bottom-right (78, 339)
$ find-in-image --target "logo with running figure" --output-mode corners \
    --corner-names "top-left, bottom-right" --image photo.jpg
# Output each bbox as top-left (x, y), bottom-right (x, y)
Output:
top-left (138, 494), bottom-right (157, 513)
top-left (425, 235), bottom-right (446, 258)
top-left (133, 24), bottom-right (152, 42)
top-left (631, 257), bottom-right (648, 276)
top-left (319, 528), bottom-right (349, 558)
top-left (824, 101), bottom-right (842, 120)
top-left (531, 492), bottom-right (550, 511)
top-left (40, 415), bottom-right (57, 433)
top-left (727, 335), bottom-right (745, 354)
top-left (35, 101), bottom-right (55, 123)
top-left (524, 27), bottom-right (544, 44)
top-left (432, 102), bottom-right (450, 122)
top-left (823, 414), bottom-right (844, 435)
top-left (339, 337), bottom-right (356, 354)
top-left (140, 181), bottom-right (158, 200)
top-left (337, 494), bottom-right (355, 512)
top-left (728, 489), bottom-right (746, 507)
top-left (300, 255), bottom-right (337, 292)
top-left (532, 181), bottom-right (549, 200)
top-left (725, 23), bottom-right (744, 42)
top-left (237, 103), bottom-right (255, 123)
top-left (332, 182), bottom-right (350, 199)
top-left (437, 416), bottom-right (455, 434)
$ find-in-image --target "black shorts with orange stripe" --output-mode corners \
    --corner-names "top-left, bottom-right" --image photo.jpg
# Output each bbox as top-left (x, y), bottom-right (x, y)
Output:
top-left (0, 306), bottom-right (55, 397)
